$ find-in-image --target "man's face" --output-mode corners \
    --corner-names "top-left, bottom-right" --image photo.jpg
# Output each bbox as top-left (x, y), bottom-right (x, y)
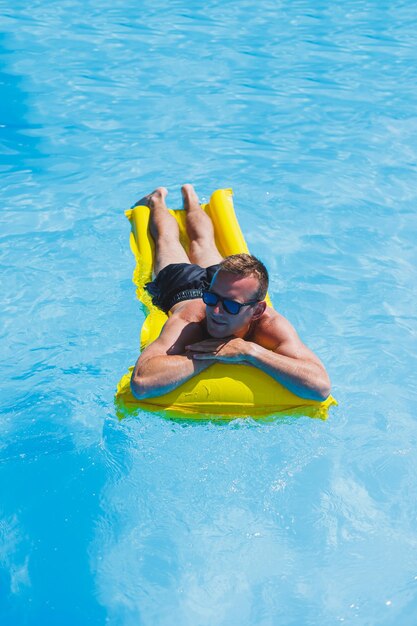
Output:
top-left (205, 270), bottom-right (263, 338)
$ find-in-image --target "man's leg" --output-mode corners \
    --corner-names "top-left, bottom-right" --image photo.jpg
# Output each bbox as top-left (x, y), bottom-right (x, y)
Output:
top-left (181, 184), bottom-right (223, 268)
top-left (135, 187), bottom-right (190, 276)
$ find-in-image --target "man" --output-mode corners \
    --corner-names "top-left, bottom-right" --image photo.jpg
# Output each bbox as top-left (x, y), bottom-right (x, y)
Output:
top-left (131, 185), bottom-right (331, 402)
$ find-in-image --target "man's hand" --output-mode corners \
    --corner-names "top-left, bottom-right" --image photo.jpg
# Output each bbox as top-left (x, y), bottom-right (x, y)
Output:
top-left (186, 337), bottom-right (250, 363)
top-left (187, 331), bottom-right (331, 401)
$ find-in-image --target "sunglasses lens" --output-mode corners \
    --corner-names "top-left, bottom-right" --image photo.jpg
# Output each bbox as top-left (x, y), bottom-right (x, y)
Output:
top-left (202, 291), bottom-right (241, 315)
top-left (222, 299), bottom-right (240, 315)
top-left (202, 291), bottom-right (217, 306)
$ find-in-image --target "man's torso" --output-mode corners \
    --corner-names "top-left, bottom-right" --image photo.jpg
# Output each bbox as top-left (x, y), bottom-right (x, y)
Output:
top-left (168, 299), bottom-right (286, 354)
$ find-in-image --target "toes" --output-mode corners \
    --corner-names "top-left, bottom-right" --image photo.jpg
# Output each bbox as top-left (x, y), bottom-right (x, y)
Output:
top-left (181, 184), bottom-right (199, 208)
top-left (149, 187), bottom-right (168, 208)
top-left (153, 186), bottom-right (168, 199)
top-left (181, 183), bottom-right (196, 197)
top-left (132, 194), bottom-right (151, 208)
top-left (132, 187), bottom-right (168, 208)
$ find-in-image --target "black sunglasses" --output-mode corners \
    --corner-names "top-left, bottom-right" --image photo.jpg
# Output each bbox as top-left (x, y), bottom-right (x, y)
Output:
top-left (202, 290), bottom-right (259, 315)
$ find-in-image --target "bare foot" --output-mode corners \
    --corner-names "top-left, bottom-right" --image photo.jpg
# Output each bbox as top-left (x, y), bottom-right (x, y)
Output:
top-left (181, 184), bottom-right (200, 211)
top-left (133, 187), bottom-right (168, 209)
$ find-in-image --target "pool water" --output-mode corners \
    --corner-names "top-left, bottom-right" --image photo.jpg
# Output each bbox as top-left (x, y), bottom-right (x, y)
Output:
top-left (1, 1), bottom-right (417, 624)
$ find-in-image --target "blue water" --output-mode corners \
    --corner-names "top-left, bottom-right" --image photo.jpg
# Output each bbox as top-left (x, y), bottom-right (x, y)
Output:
top-left (2, 1), bottom-right (417, 624)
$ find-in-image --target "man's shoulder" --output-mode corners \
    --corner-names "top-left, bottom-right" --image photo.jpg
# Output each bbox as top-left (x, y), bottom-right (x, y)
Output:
top-left (170, 299), bottom-right (206, 323)
top-left (253, 307), bottom-right (297, 348)
top-left (143, 301), bottom-right (206, 357)
top-left (258, 306), bottom-right (291, 328)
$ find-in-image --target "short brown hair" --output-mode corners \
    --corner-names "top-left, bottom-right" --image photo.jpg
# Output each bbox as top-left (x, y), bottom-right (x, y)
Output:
top-left (218, 253), bottom-right (268, 300)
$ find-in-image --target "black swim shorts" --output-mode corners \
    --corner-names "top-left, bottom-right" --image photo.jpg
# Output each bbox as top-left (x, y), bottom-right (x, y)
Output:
top-left (145, 263), bottom-right (221, 314)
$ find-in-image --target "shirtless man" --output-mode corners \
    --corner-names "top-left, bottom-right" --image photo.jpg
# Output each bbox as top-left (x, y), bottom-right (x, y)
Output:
top-left (131, 185), bottom-right (331, 402)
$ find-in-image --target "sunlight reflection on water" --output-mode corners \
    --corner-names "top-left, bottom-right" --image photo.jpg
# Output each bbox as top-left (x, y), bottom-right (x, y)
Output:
top-left (1, 0), bottom-right (417, 624)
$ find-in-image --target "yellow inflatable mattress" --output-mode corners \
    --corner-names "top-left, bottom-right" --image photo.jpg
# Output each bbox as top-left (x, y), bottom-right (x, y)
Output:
top-left (116, 188), bottom-right (337, 420)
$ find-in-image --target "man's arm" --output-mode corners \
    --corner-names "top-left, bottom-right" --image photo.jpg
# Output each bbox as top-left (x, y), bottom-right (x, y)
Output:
top-left (245, 341), bottom-right (330, 401)
top-left (130, 312), bottom-right (214, 400)
top-left (186, 314), bottom-right (331, 401)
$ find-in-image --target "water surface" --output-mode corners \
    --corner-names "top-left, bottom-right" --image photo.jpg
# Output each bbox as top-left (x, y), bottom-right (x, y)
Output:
top-left (1, 1), bottom-right (417, 624)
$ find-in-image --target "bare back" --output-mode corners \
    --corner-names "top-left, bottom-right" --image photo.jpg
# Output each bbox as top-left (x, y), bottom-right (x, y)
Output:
top-left (139, 300), bottom-right (207, 362)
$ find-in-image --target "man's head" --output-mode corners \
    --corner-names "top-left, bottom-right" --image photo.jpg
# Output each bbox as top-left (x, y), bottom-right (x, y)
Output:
top-left (204, 254), bottom-right (268, 338)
